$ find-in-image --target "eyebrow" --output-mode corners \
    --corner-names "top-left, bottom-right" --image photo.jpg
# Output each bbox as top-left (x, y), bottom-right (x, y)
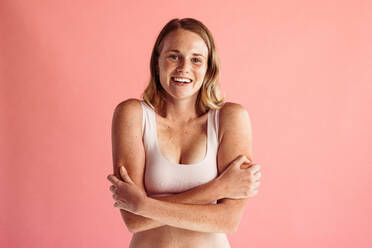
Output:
top-left (165, 49), bottom-right (206, 58)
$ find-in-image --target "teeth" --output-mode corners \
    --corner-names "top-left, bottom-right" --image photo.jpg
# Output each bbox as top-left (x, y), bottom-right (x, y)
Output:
top-left (172, 77), bottom-right (191, 83)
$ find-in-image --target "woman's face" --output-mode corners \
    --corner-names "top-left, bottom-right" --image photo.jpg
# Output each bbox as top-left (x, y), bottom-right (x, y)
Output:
top-left (157, 29), bottom-right (209, 100)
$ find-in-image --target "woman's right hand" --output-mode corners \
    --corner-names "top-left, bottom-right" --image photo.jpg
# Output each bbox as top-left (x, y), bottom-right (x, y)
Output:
top-left (217, 155), bottom-right (261, 199)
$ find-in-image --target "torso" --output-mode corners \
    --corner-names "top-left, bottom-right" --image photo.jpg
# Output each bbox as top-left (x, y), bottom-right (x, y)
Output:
top-left (155, 110), bottom-right (210, 165)
top-left (131, 101), bottom-right (230, 248)
top-left (130, 226), bottom-right (230, 248)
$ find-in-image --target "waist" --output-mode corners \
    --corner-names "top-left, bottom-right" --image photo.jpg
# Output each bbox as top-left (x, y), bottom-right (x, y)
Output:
top-left (130, 225), bottom-right (230, 248)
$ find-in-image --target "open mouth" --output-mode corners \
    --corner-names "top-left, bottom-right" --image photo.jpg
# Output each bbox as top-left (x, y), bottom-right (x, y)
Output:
top-left (171, 77), bottom-right (193, 86)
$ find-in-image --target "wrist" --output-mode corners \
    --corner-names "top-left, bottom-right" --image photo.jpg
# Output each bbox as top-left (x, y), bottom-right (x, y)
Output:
top-left (136, 195), bottom-right (152, 216)
top-left (213, 176), bottom-right (227, 200)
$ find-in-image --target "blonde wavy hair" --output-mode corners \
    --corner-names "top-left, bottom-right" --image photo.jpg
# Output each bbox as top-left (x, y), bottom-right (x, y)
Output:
top-left (141, 18), bottom-right (225, 115)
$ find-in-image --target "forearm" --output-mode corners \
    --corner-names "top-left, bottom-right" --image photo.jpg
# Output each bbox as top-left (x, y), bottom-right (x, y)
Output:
top-left (153, 176), bottom-right (224, 204)
top-left (122, 176), bottom-right (225, 233)
top-left (135, 197), bottom-right (236, 234)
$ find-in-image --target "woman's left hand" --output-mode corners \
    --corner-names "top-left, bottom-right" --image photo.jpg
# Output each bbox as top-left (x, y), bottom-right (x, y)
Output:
top-left (107, 166), bottom-right (147, 213)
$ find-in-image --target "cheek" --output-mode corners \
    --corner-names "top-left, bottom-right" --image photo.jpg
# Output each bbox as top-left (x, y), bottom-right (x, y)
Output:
top-left (159, 61), bottom-right (174, 75)
top-left (197, 66), bottom-right (208, 78)
top-left (158, 63), bottom-right (172, 84)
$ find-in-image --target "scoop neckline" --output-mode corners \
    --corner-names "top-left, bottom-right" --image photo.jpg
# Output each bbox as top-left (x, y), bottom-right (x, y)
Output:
top-left (150, 105), bottom-right (210, 166)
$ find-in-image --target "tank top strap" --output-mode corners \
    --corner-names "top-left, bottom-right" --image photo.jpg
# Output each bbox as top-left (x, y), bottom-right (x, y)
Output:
top-left (214, 108), bottom-right (220, 142)
top-left (208, 108), bottom-right (220, 154)
top-left (141, 100), bottom-right (220, 152)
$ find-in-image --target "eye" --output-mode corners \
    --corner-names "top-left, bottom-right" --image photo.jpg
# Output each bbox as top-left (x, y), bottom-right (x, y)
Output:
top-left (192, 58), bottom-right (201, 63)
top-left (169, 55), bottom-right (178, 60)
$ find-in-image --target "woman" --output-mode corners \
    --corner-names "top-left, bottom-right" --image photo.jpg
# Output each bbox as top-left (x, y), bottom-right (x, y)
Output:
top-left (107, 18), bottom-right (262, 247)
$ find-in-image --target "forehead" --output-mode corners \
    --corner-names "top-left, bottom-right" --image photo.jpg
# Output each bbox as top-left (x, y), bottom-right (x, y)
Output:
top-left (160, 29), bottom-right (208, 56)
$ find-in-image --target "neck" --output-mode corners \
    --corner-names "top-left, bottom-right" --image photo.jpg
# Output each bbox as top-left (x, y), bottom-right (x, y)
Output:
top-left (158, 95), bottom-right (200, 124)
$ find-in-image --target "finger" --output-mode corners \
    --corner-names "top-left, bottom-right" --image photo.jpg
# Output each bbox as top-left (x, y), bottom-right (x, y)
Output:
top-left (114, 200), bottom-right (126, 210)
top-left (119, 166), bottom-right (133, 183)
top-left (249, 190), bottom-right (259, 197)
top-left (249, 164), bottom-right (261, 174)
top-left (113, 194), bottom-right (123, 202)
top-left (234, 155), bottom-right (251, 168)
top-left (109, 185), bottom-right (116, 193)
top-left (107, 174), bottom-right (122, 186)
top-left (252, 181), bottom-right (261, 188)
top-left (237, 155), bottom-right (251, 164)
top-left (114, 202), bottom-right (121, 209)
top-left (254, 171), bottom-right (262, 178)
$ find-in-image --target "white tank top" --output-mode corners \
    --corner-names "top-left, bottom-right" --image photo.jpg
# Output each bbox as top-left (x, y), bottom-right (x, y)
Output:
top-left (141, 100), bottom-right (220, 203)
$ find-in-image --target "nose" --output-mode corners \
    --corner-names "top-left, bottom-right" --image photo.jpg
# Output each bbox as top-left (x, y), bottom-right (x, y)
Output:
top-left (176, 59), bottom-right (190, 74)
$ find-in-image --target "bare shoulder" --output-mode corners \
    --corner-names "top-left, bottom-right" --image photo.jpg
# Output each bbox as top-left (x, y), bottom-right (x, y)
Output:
top-left (218, 101), bottom-right (252, 142)
top-left (113, 98), bottom-right (142, 120)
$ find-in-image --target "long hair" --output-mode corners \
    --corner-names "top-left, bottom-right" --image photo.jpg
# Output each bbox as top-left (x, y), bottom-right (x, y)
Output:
top-left (141, 18), bottom-right (225, 115)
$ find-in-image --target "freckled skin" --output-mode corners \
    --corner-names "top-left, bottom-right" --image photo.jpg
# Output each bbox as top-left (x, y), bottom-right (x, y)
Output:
top-left (129, 30), bottom-right (231, 247)
top-left (157, 29), bottom-right (208, 102)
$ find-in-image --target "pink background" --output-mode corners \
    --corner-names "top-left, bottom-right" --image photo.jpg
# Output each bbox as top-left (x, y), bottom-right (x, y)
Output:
top-left (1, 0), bottom-right (371, 247)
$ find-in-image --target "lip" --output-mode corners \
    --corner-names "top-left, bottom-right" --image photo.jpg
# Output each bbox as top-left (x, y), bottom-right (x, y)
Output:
top-left (170, 77), bottom-right (192, 86)
top-left (170, 76), bottom-right (193, 82)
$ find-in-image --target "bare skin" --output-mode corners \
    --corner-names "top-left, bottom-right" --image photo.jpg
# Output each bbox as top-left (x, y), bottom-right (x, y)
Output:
top-left (108, 29), bottom-right (262, 247)
top-left (109, 100), bottom-right (261, 247)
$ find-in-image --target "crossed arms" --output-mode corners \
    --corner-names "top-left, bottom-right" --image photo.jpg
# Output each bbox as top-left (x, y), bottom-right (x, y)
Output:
top-left (111, 99), bottom-right (254, 234)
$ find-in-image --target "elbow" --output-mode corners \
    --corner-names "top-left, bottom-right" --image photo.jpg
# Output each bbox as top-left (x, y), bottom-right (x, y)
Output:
top-left (124, 218), bottom-right (143, 234)
top-left (125, 221), bottom-right (137, 234)
top-left (217, 211), bottom-right (240, 234)
top-left (228, 208), bottom-right (245, 234)
top-left (220, 202), bottom-right (246, 234)
top-left (122, 217), bottom-right (136, 233)
top-left (125, 221), bottom-right (147, 234)
top-left (120, 210), bottom-right (141, 234)
top-left (127, 226), bottom-right (140, 234)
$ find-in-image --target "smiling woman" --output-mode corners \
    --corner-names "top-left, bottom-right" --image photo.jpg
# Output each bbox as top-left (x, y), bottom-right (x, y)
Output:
top-left (156, 28), bottom-right (209, 103)
top-left (108, 18), bottom-right (262, 248)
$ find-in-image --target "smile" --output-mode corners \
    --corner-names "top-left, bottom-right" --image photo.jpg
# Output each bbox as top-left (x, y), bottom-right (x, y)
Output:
top-left (171, 77), bottom-right (192, 86)
top-left (171, 77), bottom-right (192, 83)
